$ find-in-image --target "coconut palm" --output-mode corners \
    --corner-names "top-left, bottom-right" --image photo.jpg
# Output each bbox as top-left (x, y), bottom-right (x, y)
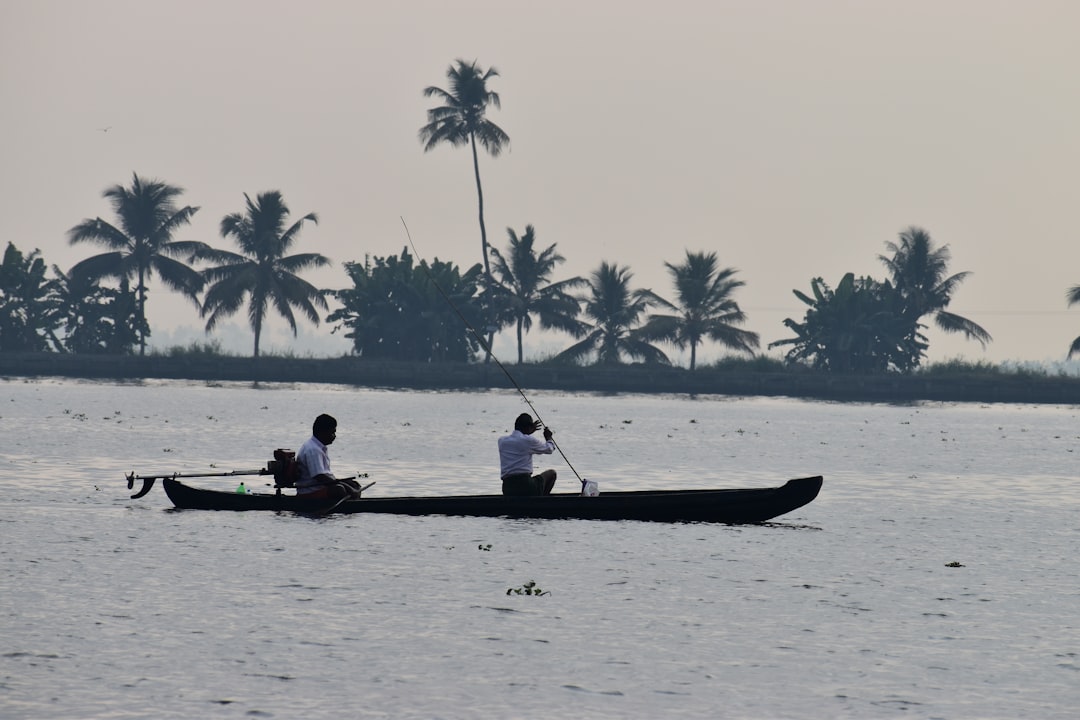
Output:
top-left (419, 59), bottom-right (509, 280)
top-left (67, 173), bottom-right (204, 355)
top-left (878, 226), bottom-right (991, 349)
top-left (639, 251), bottom-right (760, 370)
top-left (196, 191), bottom-right (329, 357)
top-left (1065, 287), bottom-right (1080, 358)
top-left (555, 262), bottom-right (668, 366)
top-left (487, 225), bottom-right (586, 363)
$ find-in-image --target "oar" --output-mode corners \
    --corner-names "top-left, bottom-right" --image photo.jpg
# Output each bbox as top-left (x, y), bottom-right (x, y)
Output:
top-left (125, 468), bottom-right (267, 499)
top-left (401, 218), bottom-right (587, 486)
top-left (313, 480), bottom-right (378, 516)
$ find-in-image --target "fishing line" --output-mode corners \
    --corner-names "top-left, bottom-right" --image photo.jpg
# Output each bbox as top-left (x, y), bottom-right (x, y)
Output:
top-left (399, 217), bottom-right (585, 485)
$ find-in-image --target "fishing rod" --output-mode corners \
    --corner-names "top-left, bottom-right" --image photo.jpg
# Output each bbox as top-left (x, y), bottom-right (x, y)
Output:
top-left (399, 217), bottom-right (585, 486)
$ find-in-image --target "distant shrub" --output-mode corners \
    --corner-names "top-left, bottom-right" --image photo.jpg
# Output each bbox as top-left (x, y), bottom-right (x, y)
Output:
top-left (157, 340), bottom-right (229, 358)
top-left (704, 354), bottom-right (789, 373)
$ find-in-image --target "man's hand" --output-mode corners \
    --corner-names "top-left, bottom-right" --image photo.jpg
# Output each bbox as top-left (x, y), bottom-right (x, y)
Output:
top-left (543, 427), bottom-right (553, 442)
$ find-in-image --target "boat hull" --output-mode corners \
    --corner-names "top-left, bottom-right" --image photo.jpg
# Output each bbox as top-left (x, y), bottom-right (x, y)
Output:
top-left (161, 476), bottom-right (822, 523)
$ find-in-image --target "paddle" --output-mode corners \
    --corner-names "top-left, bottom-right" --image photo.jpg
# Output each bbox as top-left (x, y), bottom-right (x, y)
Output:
top-left (401, 218), bottom-right (587, 487)
top-left (306, 479), bottom-right (377, 516)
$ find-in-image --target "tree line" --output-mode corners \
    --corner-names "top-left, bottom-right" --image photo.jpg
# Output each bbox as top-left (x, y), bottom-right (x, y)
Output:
top-left (2, 58), bottom-right (1033, 372)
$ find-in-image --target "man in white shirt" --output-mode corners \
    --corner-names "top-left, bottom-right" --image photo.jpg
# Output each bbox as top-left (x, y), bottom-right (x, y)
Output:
top-left (295, 414), bottom-right (361, 500)
top-left (497, 413), bottom-right (557, 496)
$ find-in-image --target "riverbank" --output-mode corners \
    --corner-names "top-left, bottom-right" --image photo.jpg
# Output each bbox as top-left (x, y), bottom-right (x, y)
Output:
top-left (3, 351), bottom-right (1079, 404)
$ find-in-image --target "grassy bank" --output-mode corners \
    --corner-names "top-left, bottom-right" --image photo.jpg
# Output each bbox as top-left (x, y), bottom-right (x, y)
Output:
top-left (3, 351), bottom-right (1080, 405)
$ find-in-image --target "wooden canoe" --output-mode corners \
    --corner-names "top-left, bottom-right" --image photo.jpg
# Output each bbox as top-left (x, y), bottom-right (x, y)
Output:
top-left (158, 475), bottom-right (823, 523)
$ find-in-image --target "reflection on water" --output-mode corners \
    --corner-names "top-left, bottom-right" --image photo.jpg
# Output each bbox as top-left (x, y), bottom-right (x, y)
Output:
top-left (1, 378), bottom-right (1078, 719)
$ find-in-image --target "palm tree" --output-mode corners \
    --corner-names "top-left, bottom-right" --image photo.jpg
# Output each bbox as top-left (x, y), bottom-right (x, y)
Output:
top-left (1065, 287), bottom-right (1080, 358)
top-left (487, 225), bottom-right (586, 363)
top-left (67, 173), bottom-right (204, 355)
top-left (196, 191), bottom-right (329, 357)
top-left (878, 226), bottom-right (991, 349)
top-left (555, 262), bottom-right (669, 366)
top-left (419, 59), bottom-right (509, 280)
top-left (639, 251), bottom-right (760, 370)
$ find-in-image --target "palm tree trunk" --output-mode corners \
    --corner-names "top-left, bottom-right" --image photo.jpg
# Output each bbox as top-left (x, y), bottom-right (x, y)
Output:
top-left (517, 319), bottom-right (524, 364)
top-left (470, 135), bottom-right (490, 279)
top-left (137, 267), bottom-right (147, 356)
top-left (470, 133), bottom-right (495, 363)
top-left (253, 318), bottom-right (261, 358)
top-left (690, 342), bottom-right (697, 371)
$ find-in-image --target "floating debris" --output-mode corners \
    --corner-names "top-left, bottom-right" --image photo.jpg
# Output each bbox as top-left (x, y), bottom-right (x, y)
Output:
top-left (507, 580), bottom-right (549, 596)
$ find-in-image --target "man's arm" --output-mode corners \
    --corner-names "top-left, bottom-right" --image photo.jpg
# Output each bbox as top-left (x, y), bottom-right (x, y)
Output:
top-left (532, 427), bottom-right (555, 454)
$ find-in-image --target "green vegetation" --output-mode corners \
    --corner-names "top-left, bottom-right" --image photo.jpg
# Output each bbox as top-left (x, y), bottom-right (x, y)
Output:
top-left (5, 62), bottom-right (1078, 375)
top-left (0, 243), bottom-right (62, 352)
top-left (419, 59), bottom-right (508, 282)
top-left (487, 225), bottom-right (586, 363)
top-left (704, 354), bottom-right (789, 373)
top-left (329, 249), bottom-right (484, 362)
top-left (196, 191), bottom-right (328, 358)
top-left (770, 228), bottom-right (992, 373)
top-left (555, 262), bottom-right (668, 366)
top-left (156, 339), bottom-right (230, 358)
top-left (639, 250), bottom-right (759, 370)
top-left (67, 173), bottom-right (205, 356)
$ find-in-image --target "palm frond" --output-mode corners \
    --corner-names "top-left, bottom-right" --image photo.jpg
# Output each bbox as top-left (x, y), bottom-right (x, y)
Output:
top-left (934, 310), bottom-right (992, 347)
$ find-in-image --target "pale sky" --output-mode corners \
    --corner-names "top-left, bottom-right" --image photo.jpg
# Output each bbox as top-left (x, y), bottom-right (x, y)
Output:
top-left (3, 0), bottom-right (1078, 365)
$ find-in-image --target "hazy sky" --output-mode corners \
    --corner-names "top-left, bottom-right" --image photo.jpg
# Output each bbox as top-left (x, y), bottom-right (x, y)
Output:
top-left (3, 0), bottom-right (1078, 364)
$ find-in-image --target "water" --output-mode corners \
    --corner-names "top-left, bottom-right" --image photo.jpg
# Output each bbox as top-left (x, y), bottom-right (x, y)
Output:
top-left (1, 378), bottom-right (1078, 719)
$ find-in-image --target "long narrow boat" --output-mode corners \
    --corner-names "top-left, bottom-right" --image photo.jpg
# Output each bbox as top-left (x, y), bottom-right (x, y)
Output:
top-left (154, 475), bottom-right (823, 523)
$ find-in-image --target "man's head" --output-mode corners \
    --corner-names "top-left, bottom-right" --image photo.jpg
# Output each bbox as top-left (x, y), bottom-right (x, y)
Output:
top-left (313, 413), bottom-right (337, 445)
top-left (514, 413), bottom-right (538, 434)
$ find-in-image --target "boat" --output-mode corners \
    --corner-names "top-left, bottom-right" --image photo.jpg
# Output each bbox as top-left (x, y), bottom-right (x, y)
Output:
top-left (135, 474), bottom-right (823, 524)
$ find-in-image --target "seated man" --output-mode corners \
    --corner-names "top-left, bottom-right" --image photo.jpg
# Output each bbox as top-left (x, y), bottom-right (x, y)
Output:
top-left (498, 412), bottom-right (557, 496)
top-left (295, 413), bottom-right (362, 501)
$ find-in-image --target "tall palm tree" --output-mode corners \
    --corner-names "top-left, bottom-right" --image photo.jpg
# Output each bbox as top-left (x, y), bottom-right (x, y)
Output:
top-left (488, 225), bottom-right (586, 363)
top-left (878, 226), bottom-right (991, 349)
top-left (419, 59), bottom-right (509, 280)
top-left (555, 262), bottom-right (669, 366)
top-left (639, 251), bottom-right (760, 370)
top-left (67, 173), bottom-right (204, 355)
top-left (196, 191), bottom-right (329, 357)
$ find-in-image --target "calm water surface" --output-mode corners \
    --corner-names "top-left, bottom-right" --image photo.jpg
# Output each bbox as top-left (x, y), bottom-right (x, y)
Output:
top-left (1, 378), bottom-right (1078, 719)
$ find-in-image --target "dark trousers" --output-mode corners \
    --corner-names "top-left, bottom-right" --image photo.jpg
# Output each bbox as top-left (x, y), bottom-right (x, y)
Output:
top-left (501, 470), bottom-right (557, 496)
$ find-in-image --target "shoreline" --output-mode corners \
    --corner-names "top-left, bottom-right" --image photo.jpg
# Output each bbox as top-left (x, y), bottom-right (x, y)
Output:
top-left (3, 352), bottom-right (1079, 405)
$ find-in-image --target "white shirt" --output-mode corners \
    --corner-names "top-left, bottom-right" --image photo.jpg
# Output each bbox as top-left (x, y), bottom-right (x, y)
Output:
top-left (295, 435), bottom-right (333, 494)
top-left (498, 429), bottom-right (555, 478)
